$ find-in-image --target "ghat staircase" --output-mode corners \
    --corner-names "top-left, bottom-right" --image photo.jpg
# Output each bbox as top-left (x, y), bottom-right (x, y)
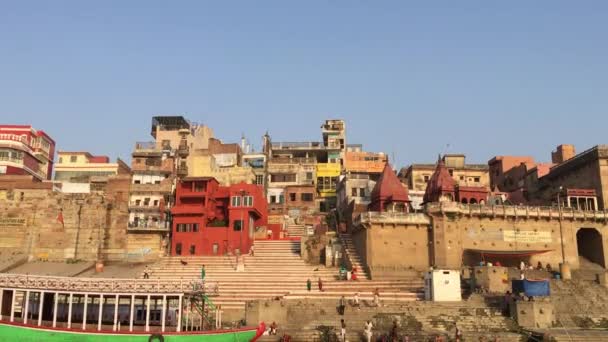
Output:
top-left (146, 239), bottom-right (423, 312)
top-left (339, 233), bottom-right (369, 279)
top-left (285, 224), bottom-right (306, 238)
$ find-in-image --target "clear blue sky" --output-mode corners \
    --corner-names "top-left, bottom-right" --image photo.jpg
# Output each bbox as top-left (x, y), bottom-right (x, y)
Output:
top-left (1, 1), bottom-right (607, 168)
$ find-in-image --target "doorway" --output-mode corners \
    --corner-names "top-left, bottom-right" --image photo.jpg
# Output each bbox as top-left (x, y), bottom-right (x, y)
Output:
top-left (576, 228), bottom-right (605, 268)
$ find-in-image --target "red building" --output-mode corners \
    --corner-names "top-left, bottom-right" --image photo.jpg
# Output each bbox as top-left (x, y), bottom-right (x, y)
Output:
top-left (424, 156), bottom-right (488, 204)
top-left (368, 163), bottom-right (411, 212)
top-left (171, 177), bottom-right (268, 256)
top-left (0, 125), bottom-right (55, 181)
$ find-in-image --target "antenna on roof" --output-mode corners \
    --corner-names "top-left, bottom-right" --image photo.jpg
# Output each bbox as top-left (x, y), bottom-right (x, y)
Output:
top-left (444, 143), bottom-right (451, 155)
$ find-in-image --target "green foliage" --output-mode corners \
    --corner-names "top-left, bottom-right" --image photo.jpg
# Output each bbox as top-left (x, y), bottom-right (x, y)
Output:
top-left (315, 325), bottom-right (338, 342)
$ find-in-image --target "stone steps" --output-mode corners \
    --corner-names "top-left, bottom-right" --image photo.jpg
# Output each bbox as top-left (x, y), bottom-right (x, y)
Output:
top-left (147, 239), bottom-right (424, 312)
top-left (339, 233), bottom-right (369, 280)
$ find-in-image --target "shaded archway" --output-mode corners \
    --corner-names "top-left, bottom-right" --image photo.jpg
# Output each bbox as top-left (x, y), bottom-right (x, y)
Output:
top-left (461, 198), bottom-right (468, 204)
top-left (576, 228), bottom-right (605, 268)
top-left (470, 198), bottom-right (477, 204)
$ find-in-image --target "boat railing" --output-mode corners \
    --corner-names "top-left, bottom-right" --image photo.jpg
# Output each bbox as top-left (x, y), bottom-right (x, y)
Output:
top-left (0, 273), bottom-right (219, 295)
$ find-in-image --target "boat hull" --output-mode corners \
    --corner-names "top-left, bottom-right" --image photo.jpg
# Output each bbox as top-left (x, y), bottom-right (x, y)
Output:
top-left (0, 322), bottom-right (256, 342)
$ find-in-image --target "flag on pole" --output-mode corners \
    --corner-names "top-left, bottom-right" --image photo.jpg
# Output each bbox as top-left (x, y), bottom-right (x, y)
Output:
top-left (57, 209), bottom-right (64, 226)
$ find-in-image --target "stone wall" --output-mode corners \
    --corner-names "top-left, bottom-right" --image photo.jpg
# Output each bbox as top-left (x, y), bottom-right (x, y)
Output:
top-left (356, 204), bottom-right (608, 279)
top-left (0, 188), bottom-right (162, 263)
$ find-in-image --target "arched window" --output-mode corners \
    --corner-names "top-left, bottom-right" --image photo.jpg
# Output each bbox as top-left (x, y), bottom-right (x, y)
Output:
top-left (470, 198), bottom-right (477, 204)
top-left (461, 198), bottom-right (468, 204)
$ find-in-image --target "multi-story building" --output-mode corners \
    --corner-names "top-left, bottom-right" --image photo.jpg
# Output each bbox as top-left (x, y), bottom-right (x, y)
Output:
top-left (0, 125), bottom-right (55, 181)
top-left (170, 178), bottom-right (267, 256)
top-left (128, 116), bottom-right (215, 232)
top-left (529, 145), bottom-right (608, 210)
top-left (129, 141), bottom-right (175, 232)
top-left (400, 154), bottom-right (490, 208)
top-left (54, 152), bottom-right (131, 193)
top-left (264, 120), bottom-right (346, 214)
top-left (336, 145), bottom-right (389, 226)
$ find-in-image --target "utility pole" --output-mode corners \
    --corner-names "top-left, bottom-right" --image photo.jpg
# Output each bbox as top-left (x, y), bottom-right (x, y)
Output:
top-left (557, 186), bottom-right (571, 279)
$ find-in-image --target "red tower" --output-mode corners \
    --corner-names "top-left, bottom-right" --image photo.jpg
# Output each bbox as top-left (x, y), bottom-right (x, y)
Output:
top-left (368, 163), bottom-right (410, 212)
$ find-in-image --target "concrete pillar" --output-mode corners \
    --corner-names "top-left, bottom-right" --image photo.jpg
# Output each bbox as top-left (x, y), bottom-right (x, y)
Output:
top-left (97, 294), bottom-right (103, 331)
top-left (67, 293), bottom-right (73, 329)
top-left (129, 295), bottom-right (135, 332)
top-left (161, 295), bottom-right (166, 332)
top-left (37, 292), bottom-right (44, 326)
top-left (52, 292), bottom-right (59, 327)
top-left (560, 262), bottom-right (572, 280)
top-left (145, 295), bottom-right (151, 332)
top-left (112, 295), bottom-right (119, 331)
top-left (23, 290), bottom-right (30, 324)
top-left (82, 294), bottom-right (88, 330)
top-left (9, 290), bottom-right (16, 322)
top-left (177, 295), bottom-right (182, 332)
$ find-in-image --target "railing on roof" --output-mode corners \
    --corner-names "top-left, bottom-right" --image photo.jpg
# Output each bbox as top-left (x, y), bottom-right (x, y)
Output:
top-left (0, 273), bottom-right (219, 295)
top-left (271, 142), bottom-right (324, 149)
top-left (270, 157), bottom-right (317, 164)
top-left (355, 211), bottom-right (430, 226)
top-left (134, 141), bottom-right (158, 151)
top-left (425, 202), bottom-right (608, 221)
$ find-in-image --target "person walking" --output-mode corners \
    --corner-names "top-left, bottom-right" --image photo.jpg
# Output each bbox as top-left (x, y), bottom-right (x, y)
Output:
top-left (143, 265), bottom-right (150, 279)
top-left (340, 319), bottom-right (346, 342)
top-left (353, 292), bottom-right (360, 310)
top-left (338, 295), bottom-right (346, 315)
top-left (364, 320), bottom-right (373, 342)
top-left (307, 278), bottom-right (312, 291)
top-left (373, 288), bottom-right (380, 307)
top-left (318, 277), bottom-right (324, 292)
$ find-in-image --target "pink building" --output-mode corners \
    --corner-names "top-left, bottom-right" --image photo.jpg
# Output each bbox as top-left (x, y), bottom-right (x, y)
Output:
top-left (0, 125), bottom-right (55, 180)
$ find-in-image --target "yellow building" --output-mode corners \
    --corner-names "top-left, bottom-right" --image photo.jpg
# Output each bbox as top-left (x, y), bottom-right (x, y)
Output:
top-left (54, 152), bottom-right (131, 193)
top-left (316, 163), bottom-right (341, 198)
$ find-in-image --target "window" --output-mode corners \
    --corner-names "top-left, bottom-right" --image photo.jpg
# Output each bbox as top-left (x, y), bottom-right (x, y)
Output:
top-left (448, 169), bottom-right (453, 176)
top-left (474, 177), bottom-right (480, 183)
top-left (301, 193), bottom-right (313, 201)
top-left (134, 180), bottom-right (141, 184)
top-left (144, 198), bottom-right (150, 206)
top-left (176, 243), bottom-right (182, 255)
top-left (212, 243), bottom-right (219, 255)
top-left (135, 199), bottom-right (141, 206)
top-left (192, 223), bottom-right (199, 232)
top-left (423, 175), bottom-right (430, 182)
top-left (460, 176), bottom-right (464, 181)
top-left (359, 188), bottom-right (365, 197)
top-left (306, 172), bottom-right (313, 180)
top-left (153, 200), bottom-right (159, 206)
top-left (233, 220), bottom-right (243, 231)
top-left (255, 175), bottom-right (264, 185)
top-left (59, 157), bottom-right (63, 163)
top-left (154, 180), bottom-right (161, 184)
top-left (270, 174), bottom-right (296, 182)
top-left (290, 193), bottom-right (296, 202)
top-left (189, 245), bottom-right (196, 255)
top-left (352, 188), bottom-right (358, 197)
top-left (244, 196), bottom-right (253, 206)
top-left (194, 182), bottom-right (204, 192)
top-left (70, 155), bottom-right (77, 163)
top-left (270, 195), bottom-right (276, 203)
top-left (231, 196), bottom-right (242, 207)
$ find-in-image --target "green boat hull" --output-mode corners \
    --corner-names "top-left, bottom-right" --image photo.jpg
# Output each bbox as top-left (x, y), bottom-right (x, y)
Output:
top-left (0, 323), bottom-right (256, 342)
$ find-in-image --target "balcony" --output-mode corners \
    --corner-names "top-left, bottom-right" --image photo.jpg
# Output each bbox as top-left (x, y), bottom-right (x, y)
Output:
top-left (128, 203), bottom-right (162, 212)
top-left (271, 142), bottom-right (324, 150)
top-left (133, 142), bottom-right (162, 157)
top-left (131, 158), bottom-right (174, 173)
top-left (270, 157), bottom-right (317, 165)
top-left (177, 165), bottom-right (188, 177)
top-left (127, 221), bottom-right (170, 232)
top-left (130, 182), bottom-right (173, 193)
top-left (177, 141), bottom-right (189, 157)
